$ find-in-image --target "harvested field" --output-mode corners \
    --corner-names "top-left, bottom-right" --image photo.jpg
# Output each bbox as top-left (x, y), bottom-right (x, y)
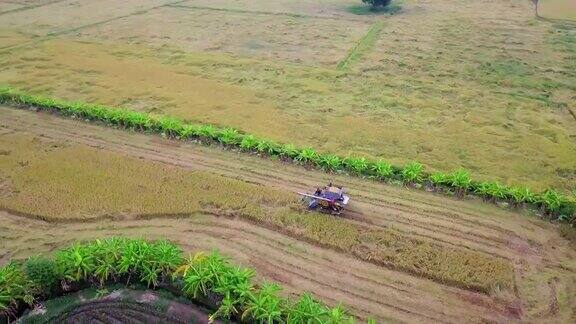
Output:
top-left (0, 110), bottom-right (515, 294)
top-left (0, 0), bottom-right (574, 190)
top-left (0, 0), bottom-right (575, 322)
top-left (1, 107), bottom-right (575, 322)
top-left (538, 0), bottom-right (576, 21)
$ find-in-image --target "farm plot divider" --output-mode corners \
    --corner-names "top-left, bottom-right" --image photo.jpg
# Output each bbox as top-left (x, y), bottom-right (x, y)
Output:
top-left (0, 86), bottom-right (573, 224)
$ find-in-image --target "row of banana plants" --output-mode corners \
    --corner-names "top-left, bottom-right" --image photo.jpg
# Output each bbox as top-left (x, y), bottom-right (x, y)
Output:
top-left (0, 87), bottom-right (573, 224)
top-left (0, 237), bottom-right (358, 323)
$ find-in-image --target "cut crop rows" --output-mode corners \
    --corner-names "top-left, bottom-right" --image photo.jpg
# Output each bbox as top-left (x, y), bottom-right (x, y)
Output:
top-left (0, 87), bottom-right (573, 224)
top-left (0, 237), bottom-right (357, 323)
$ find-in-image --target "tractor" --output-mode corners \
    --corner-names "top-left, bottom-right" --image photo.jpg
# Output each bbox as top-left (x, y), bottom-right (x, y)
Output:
top-left (298, 184), bottom-right (350, 215)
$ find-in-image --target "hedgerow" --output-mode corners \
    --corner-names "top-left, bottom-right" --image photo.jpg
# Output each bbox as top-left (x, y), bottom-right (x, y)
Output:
top-left (0, 87), bottom-right (574, 224)
top-left (0, 237), bottom-right (357, 323)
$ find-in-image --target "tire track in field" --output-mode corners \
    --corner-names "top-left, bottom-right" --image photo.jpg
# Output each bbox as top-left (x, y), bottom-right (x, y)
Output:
top-left (0, 109), bottom-right (532, 257)
top-left (0, 210), bottom-right (517, 323)
top-left (4, 107), bottom-right (572, 322)
top-left (0, 107), bottom-right (534, 261)
top-left (0, 0), bottom-right (68, 16)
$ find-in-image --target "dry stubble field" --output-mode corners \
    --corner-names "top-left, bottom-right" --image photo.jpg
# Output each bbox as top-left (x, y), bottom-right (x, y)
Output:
top-left (1, 108), bottom-right (575, 322)
top-left (0, 0), bottom-right (574, 190)
top-left (0, 0), bottom-right (575, 322)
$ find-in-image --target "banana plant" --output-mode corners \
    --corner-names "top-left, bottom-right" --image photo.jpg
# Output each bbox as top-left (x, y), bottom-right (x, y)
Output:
top-left (198, 125), bottom-right (219, 140)
top-left (429, 172), bottom-right (449, 187)
top-left (180, 124), bottom-right (201, 139)
top-left (158, 116), bottom-right (184, 137)
top-left (287, 293), bottom-right (328, 324)
top-left (218, 128), bottom-right (242, 145)
top-left (325, 304), bottom-right (352, 324)
top-left (344, 157), bottom-right (369, 174)
top-left (447, 169), bottom-right (471, 196)
top-left (371, 160), bottom-right (394, 179)
top-left (55, 244), bottom-right (96, 282)
top-left (240, 135), bottom-right (260, 151)
top-left (243, 282), bottom-right (285, 324)
top-left (318, 154), bottom-right (343, 171)
top-left (507, 186), bottom-right (537, 205)
top-left (209, 295), bottom-right (238, 322)
top-left (255, 139), bottom-right (281, 155)
top-left (401, 162), bottom-right (424, 184)
top-left (295, 147), bottom-right (318, 164)
top-left (475, 181), bottom-right (509, 201)
top-left (0, 262), bottom-right (36, 316)
top-left (540, 189), bottom-right (564, 214)
top-left (279, 144), bottom-right (299, 158)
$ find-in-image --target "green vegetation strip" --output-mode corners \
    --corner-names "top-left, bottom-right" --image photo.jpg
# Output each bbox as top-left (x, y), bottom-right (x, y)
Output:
top-left (0, 86), bottom-right (573, 225)
top-left (337, 21), bottom-right (384, 70)
top-left (0, 237), bottom-right (357, 323)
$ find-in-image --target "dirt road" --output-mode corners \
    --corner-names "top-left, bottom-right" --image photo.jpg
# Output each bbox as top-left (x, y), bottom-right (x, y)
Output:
top-left (1, 107), bottom-right (574, 322)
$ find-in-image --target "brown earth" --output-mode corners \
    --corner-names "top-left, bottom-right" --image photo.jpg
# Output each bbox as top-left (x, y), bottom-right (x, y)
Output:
top-left (1, 107), bottom-right (575, 323)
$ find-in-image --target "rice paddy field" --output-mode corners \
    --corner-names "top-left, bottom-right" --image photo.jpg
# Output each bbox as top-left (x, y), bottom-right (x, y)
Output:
top-left (0, 0), bottom-right (575, 322)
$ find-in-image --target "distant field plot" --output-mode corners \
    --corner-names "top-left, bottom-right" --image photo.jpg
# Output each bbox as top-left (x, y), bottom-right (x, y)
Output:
top-left (538, 0), bottom-right (576, 21)
top-left (178, 0), bottom-right (361, 18)
top-left (0, 0), bottom-right (174, 36)
top-left (0, 0), bottom-right (57, 14)
top-left (76, 5), bottom-right (371, 65)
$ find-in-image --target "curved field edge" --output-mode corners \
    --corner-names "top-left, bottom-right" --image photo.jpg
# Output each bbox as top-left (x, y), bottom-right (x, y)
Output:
top-left (0, 87), bottom-right (573, 223)
top-left (0, 237), bottom-right (355, 323)
top-left (0, 132), bottom-right (514, 293)
top-left (20, 287), bottom-right (214, 324)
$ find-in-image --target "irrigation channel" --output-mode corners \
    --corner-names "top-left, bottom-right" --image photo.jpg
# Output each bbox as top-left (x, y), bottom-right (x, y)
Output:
top-left (1, 106), bottom-right (574, 323)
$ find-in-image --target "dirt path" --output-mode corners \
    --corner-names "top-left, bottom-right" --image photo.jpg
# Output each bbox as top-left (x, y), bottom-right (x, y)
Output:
top-left (1, 107), bottom-right (575, 322)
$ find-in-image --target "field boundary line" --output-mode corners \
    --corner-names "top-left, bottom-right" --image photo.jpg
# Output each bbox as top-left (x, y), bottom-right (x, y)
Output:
top-left (337, 21), bottom-right (384, 70)
top-left (0, 0), bottom-right (68, 16)
top-left (0, 87), bottom-right (573, 225)
top-left (168, 4), bottom-right (366, 22)
top-left (46, 0), bottom-right (190, 37)
top-left (0, 0), bottom-right (190, 53)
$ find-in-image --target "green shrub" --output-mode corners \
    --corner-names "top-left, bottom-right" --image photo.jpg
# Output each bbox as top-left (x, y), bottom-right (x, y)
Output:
top-left (23, 257), bottom-right (59, 297)
top-left (0, 262), bottom-right (36, 316)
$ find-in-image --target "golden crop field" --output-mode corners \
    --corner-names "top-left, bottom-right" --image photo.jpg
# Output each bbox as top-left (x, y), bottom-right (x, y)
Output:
top-left (0, 0), bottom-right (575, 322)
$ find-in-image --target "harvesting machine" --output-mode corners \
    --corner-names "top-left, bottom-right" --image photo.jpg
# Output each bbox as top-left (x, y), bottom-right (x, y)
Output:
top-left (298, 184), bottom-right (350, 215)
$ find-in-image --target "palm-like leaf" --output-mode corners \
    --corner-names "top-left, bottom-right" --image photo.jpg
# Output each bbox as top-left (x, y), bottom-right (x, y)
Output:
top-left (447, 169), bottom-right (471, 191)
top-left (401, 162), bottom-right (424, 183)
top-left (295, 147), bottom-right (318, 163)
top-left (240, 135), bottom-right (260, 151)
top-left (318, 154), bottom-right (343, 171)
top-left (371, 160), bottom-right (394, 178)
top-left (218, 128), bottom-right (242, 145)
top-left (344, 157), bottom-right (369, 174)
